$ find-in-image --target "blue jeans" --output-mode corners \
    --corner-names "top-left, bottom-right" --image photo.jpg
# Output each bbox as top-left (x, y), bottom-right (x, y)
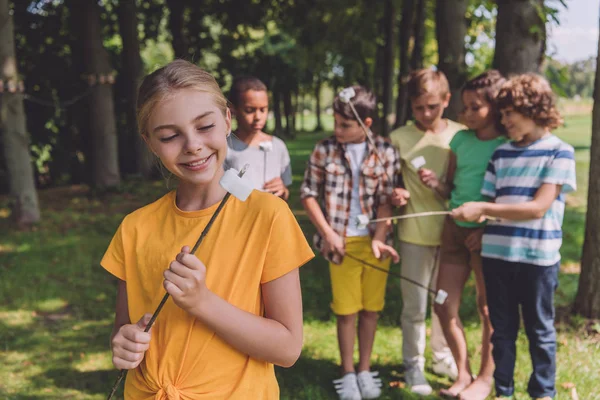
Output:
top-left (482, 258), bottom-right (559, 399)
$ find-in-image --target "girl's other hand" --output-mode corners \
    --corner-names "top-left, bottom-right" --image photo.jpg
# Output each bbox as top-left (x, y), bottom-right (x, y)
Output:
top-left (263, 177), bottom-right (287, 198)
top-left (164, 246), bottom-right (210, 313)
top-left (111, 313), bottom-right (152, 370)
top-left (465, 228), bottom-right (484, 253)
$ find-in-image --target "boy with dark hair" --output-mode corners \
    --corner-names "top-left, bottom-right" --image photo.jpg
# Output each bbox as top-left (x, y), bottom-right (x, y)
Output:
top-left (452, 74), bottom-right (576, 400)
top-left (301, 86), bottom-right (400, 400)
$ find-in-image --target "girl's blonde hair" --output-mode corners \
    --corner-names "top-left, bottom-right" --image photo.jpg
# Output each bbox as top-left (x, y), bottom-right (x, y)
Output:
top-left (136, 59), bottom-right (228, 137)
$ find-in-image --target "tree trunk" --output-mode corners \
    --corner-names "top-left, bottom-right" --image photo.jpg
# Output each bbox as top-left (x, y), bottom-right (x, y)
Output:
top-left (166, 0), bottom-right (189, 59)
top-left (283, 88), bottom-right (294, 138)
top-left (71, 0), bottom-right (121, 189)
top-left (300, 93), bottom-right (305, 131)
top-left (0, 0), bottom-right (41, 226)
top-left (410, 0), bottom-right (426, 71)
top-left (436, 0), bottom-right (468, 120)
top-left (574, 13), bottom-right (600, 318)
top-left (314, 76), bottom-right (323, 132)
top-left (493, 0), bottom-right (545, 76)
top-left (272, 85), bottom-right (283, 137)
top-left (382, 0), bottom-right (395, 136)
top-left (118, 0), bottom-right (153, 178)
top-left (394, 0), bottom-right (415, 128)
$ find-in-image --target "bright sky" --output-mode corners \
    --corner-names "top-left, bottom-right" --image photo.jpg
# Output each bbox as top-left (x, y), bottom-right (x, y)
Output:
top-left (548, 0), bottom-right (599, 62)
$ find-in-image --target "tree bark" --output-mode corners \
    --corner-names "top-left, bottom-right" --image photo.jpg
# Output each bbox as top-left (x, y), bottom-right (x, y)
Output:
top-left (71, 0), bottom-right (121, 189)
top-left (382, 0), bottom-right (395, 136)
top-left (574, 11), bottom-right (600, 318)
top-left (410, 0), bottom-right (426, 71)
top-left (283, 88), bottom-right (294, 138)
top-left (118, 0), bottom-right (153, 178)
top-left (272, 84), bottom-right (283, 137)
top-left (436, 0), bottom-right (468, 120)
top-left (166, 0), bottom-right (189, 59)
top-left (314, 75), bottom-right (323, 132)
top-left (0, 0), bottom-right (41, 225)
top-left (493, 0), bottom-right (546, 76)
top-left (394, 0), bottom-right (415, 128)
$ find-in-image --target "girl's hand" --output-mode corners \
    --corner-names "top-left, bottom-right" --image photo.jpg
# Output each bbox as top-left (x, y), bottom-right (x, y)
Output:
top-left (391, 188), bottom-right (410, 207)
top-left (111, 313), bottom-right (152, 370)
top-left (164, 246), bottom-right (210, 313)
top-left (371, 239), bottom-right (400, 263)
top-left (264, 177), bottom-right (287, 198)
top-left (465, 228), bottom-right (484, 253)
top-left (418, 168), bottom-right (439, 189)
top-left (451, 202), bottom-right (487, 223)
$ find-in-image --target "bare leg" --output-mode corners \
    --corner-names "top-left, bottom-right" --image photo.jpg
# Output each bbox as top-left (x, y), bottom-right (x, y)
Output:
top-left (337, 313), bottom-right (358, 373)
top-left (357, 310), bottom-right (379, 372)
top-left (459, 256), bottom-right (494, 400)
top-left (435, 262), bottom-right (473, 397)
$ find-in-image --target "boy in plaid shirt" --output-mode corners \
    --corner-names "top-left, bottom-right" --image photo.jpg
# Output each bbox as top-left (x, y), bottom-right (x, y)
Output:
top-left (301, 86), bottom-right (400, 400)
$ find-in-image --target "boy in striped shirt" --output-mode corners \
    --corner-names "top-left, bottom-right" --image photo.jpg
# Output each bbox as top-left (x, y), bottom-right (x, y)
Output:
top-left (451, 74), bottom-right (576, 400)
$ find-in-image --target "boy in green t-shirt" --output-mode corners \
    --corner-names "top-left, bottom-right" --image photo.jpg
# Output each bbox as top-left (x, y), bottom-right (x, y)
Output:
top-left (389, 68), bottom-right (463, 395)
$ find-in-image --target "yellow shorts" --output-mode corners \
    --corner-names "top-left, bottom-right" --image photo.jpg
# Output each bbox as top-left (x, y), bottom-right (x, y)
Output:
top-left (329, 236), bottom-right (391, 315)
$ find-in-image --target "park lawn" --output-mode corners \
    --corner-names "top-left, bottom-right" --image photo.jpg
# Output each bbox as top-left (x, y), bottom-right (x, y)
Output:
top-left (0, 114), bottom-right (598, 399)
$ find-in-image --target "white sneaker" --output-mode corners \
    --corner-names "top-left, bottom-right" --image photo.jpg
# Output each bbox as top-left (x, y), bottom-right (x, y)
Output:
top-left (432, 357), bottom-right (458, 381)
top-left (405, 367), bottom-right (432, 396)
top-left (357, 370), bottom-right (382, 399)
top-left (333, 373), bottom-right (362, 400)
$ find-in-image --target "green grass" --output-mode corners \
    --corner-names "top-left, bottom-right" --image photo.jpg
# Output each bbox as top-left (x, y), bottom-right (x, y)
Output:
top-left (0, 114), bottom-right (598, 399)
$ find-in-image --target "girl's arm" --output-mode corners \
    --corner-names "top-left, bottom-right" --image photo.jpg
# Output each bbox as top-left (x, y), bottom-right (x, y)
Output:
top-left (111, 280), bottom-right (130, 342)
top-left (164, 250), bottom-right (303, 367)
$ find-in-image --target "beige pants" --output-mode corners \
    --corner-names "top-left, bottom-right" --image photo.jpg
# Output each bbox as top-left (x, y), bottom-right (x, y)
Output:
top-left (399, 241), bottom-right (453, 371)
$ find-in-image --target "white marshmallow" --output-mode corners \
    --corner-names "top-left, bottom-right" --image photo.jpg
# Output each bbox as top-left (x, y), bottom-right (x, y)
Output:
top-left (411, 156), bottom-right (426, 169)
top-left (434, 289), bottom-right (448, 305)
top-left (259, 141), bottom-right (273, 152)
top-left (219, 168), bottom-right (253, 201)
top-left (356, 214), bottom-right (370, 229)
top-left (338, 87), bottom-right (356, 103)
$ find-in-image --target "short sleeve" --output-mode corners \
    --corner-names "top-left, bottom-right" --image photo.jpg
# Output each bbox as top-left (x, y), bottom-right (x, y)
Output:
top-left (542, 146), bottom-right (577, 193)
top-left (481, 159), bottom-right (497, 199)
top-left (261, 204), bottom-right (315, 284)
top-left (449, 130), bottom-right (468, 153)
top-left (300, 143), bottom-right (326, 199)
top-left (101, 220), bottom-right (127, 281)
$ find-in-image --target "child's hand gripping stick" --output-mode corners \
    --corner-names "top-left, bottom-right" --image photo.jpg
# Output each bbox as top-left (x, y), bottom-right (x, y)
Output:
top-left (219, 165), bottom-right (253, 201)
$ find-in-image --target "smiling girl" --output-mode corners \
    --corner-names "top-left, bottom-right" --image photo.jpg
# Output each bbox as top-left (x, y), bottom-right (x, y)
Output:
top-left (417, 70), bottom-right (506, 400)
top-left (101, 60), bottom-right (313, 399)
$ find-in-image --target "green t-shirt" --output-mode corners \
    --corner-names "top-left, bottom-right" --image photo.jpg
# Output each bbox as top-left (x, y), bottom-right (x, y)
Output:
top-left (449, 130), bottom-right (507, 228)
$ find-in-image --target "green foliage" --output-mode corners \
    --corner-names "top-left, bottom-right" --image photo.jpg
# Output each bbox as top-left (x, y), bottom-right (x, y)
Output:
top-left (545, 57), bottom-right (596, 99)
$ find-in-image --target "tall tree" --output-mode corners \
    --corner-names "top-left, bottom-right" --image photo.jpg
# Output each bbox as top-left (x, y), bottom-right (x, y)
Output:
top-left (436, 0), bottom-right (468, 120)
top-left (493, 0), bottom-right (545, 75)
top-left (410, 0), bottom-right (426, 71)
top-left (0, 0), bottom-right (40, 225)
top-left (117, 0), bottom-right (153, 178)
top-left (166, 0), bottom-right (189, 59)
top-left (381, 0), bottom-right (395, 136)
top-left (314, 75), bottom-right (323, 132)
top-left (394, 0), bottom-right (416, 128)
top-left (70, 0), bottom-right (121, 189)
top-left (574, 11), bottom-right (600, 318)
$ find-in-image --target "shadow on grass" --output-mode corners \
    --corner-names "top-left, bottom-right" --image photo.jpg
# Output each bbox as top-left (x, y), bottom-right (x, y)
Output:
top-left (33, 368), bottom-right (118, 398)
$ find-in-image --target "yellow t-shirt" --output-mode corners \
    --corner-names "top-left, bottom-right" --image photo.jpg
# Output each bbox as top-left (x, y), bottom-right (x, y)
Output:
top-left (389, 119), bottom-right (465, 246)
top-left (101, 190), bottom-right (314, 400)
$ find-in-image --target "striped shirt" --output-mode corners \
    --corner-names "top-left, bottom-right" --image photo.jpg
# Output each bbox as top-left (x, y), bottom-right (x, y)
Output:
top-left (481, 134), bottom-right (576, 266)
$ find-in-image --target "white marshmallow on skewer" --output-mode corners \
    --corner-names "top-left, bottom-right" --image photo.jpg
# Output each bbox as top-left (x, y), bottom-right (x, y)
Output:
top-left (338, 87), bottom-right (356, 103)
top-left (356, 214), bottom-right (370, 229)
top-left (434, 289), bottom-right (448, 305)
top-left (259, 141), bottom-right (273, 152)
top-left (220, 167), bottom-right (254, 201)
top-left (411, 156), bottom-right (426, 170)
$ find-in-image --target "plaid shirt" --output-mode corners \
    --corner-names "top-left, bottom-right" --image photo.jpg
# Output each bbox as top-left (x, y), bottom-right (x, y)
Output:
top-left (300, 135), bottom-right (401, 263)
